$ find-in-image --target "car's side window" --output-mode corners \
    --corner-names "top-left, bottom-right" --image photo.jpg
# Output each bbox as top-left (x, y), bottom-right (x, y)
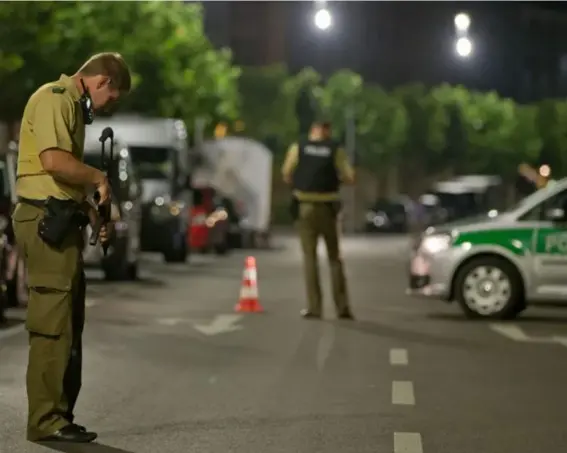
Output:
top-left (520, 188), bottom-right (567, 221)
top-left (520, 205), bottom-right (542, 221)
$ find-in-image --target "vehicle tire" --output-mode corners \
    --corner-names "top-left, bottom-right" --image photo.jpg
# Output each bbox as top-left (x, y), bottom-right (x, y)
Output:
top-left (164, 242), bottom-right (187, 263)
top-left (103, 257), bottom-right (130, 281)
top-left (214, 241), bottom-right (228, 255)
top-left (127, 262), bottom-right (138, 280)
top-left (228, 231), bottom-right (242, 249)
top-left (454, 256), bottom-right (524, 320)
top-left (5, 280), bottom-right (18, 307)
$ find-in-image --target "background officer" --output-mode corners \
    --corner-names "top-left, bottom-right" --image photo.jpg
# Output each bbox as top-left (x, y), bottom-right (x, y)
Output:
top-left (13, 52), bottom-right (131, 443)
top-left (282, 121), bottom-right (356, 320)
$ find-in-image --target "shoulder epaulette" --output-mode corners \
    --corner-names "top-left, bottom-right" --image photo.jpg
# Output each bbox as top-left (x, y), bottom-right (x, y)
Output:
top-left (51, 86), bottom-right (66, 94)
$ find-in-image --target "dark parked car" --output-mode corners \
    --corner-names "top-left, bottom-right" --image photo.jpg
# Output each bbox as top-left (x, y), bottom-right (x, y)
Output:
top-left (364, 198), bottom-right (410, 233)
top-left (1, 144), bottom-right (27, 322)
top-left (82, 139), bottom-right (143, 280)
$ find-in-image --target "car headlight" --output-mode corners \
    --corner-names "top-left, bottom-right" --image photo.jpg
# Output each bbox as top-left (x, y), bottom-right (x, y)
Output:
top-left (420, 234), bottom-right (452, 254)
top-left (152, 197), bottom-right (185, 217)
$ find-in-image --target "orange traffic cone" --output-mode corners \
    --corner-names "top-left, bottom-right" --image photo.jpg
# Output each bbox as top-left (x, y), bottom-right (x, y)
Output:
top-left (235, 256), bottom-right (263, 313)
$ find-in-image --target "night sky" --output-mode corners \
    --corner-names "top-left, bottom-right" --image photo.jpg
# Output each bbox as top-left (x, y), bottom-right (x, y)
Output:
top-left (204, 1), bottom-right (567, 101)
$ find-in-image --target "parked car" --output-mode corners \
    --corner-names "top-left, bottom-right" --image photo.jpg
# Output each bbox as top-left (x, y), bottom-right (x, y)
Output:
top-left (1, 144), bottom-right (27, 310)
top-left (419, 175), bottom-right (506, 226)
top-left (188, 188), bottom-right (237, 255)
top-left (87, 116), bottom-right (192, 263)
top-left (0, 214), bottom-right (10, 325)
top-left (365, 198), bottom-right (410, 233)
top-left (407, 177), bottom-right (567, 319)
top-left (222, 197), bottom-right (244, 249)
top-left (82, 137), bottom-right (142, 280)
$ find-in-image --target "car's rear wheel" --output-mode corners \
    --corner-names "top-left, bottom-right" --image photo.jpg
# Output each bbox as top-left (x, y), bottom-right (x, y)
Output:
top-left (454, 257), bottom-right (524, 320)
top-left (214, 240), bottom-right (229, 255)
top-left (103, 257), bottom-right (130, 281)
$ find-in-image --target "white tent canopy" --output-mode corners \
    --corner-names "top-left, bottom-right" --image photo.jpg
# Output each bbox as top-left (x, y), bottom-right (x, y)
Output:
top-left (196, 137), bottom-right (273, 232)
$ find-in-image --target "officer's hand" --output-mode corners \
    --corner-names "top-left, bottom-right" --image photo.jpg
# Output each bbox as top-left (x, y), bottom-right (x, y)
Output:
top-left (94, 173), bottom-right (111, 206)
top-left (99, 223), bottom-right (114, 243)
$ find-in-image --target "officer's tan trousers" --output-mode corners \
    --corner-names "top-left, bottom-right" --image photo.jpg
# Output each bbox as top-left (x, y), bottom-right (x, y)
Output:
top-left (296, 202), bottom-right (350, 315)
top-left (12, 203), bottom-right (85, 440)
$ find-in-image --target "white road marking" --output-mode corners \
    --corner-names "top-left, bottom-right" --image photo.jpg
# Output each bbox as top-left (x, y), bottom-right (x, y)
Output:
top-left (394, 432), bottom-right (423, 453)
top-left (157, 318), bottom-right (183, 326)
top-left (85, 298), bottom-right (97, 308)
top-left (193, 314), bottom-right (243, 336)
top-left (552, 336), bottom-right (567, 348)
top-left (390, 348), bottom-right (408, 365)
top-left (316, 325), bottom-right (335, 371)
top-left (392, 380), bottom-right (415, 405)
top-left (490, 323), bottom-right (564, 345)
top-left (489, 323), bottom-right (530, 341)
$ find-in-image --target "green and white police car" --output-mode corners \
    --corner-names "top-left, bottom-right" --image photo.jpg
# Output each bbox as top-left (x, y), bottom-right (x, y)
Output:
top-left (408, 179), bottom-right (567, 319)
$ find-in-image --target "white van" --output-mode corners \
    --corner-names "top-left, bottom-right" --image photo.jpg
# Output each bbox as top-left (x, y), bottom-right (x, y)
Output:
top-left (87, 115), bottom-right (192, 263)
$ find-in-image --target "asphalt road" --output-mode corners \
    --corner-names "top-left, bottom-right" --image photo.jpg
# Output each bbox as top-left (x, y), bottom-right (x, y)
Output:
top-left (2, 234), bottom-right (567, 453)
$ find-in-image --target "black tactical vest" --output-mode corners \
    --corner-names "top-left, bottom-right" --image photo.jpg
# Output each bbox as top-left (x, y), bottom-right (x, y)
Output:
top-left (293, 139), bottom-right (339, 193)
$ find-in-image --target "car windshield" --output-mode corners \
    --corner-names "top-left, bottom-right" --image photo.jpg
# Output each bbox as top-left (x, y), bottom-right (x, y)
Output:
top-left (434, 191), bottom-right (479, 216)
top-left (372, 200), bottom-right (405, 215)
top-left (504, 183), bottom-right (557, 213)
top-left (128, 146), bottom-right (173, 180)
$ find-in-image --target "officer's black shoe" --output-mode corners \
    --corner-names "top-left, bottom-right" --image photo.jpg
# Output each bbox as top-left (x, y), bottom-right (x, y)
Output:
top-left (38, 424), bottom-right (97, 443)
top-left (72, 423), bottom-right (87, 432)
top-left (301, 309), bottom-right (321, 319)
top-left (338, 311), bottom-right (354, 320)
top-left (64, 413), bottom-right (86, 432)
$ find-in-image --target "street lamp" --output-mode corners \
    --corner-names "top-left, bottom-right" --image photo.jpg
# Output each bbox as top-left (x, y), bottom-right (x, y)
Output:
top-left (453, 12), bottom-right (472, 59)
top-left (455, 36), bottom-right (472, 58)
top-left (314, 7), bottom-right (332, 30)
top-left (454, 13), bottom-right (471, 33)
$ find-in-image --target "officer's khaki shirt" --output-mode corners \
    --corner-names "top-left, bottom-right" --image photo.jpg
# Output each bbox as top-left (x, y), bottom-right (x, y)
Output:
top-left (281, 143), bottom-right (355, 202)
top-left (17, 74), bottom-right (86, 202)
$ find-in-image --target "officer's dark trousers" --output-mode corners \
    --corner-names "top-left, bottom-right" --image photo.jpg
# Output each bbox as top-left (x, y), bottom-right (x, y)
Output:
top-left (12, 203), bottom-right (85, 440)
top-left (296, 201), bottom-right (350, 315)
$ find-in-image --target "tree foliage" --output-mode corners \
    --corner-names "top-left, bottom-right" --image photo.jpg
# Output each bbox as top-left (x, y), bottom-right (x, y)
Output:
top-left (0, 1), bottom-right (240, 130)
top-left (239, 64), bottom-right (567, 181)
top-left (3, 0), bottom-right (566, 182)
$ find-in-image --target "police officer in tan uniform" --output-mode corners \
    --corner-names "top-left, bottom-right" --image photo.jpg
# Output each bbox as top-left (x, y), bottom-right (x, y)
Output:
top-left (282, 121), bottom-right (355, 320)
top-left (13, 52), bottom-right (131, 443)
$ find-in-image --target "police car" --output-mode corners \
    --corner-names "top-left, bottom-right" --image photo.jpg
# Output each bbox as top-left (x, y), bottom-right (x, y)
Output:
top-left (408, 178), bottom-right (567, 319)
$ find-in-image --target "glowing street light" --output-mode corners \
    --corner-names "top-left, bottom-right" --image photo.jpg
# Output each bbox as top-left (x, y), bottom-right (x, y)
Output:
top-left (314, 8), bottom-right (332, 30)
top-left (454, 13), bottom-right (471, 32)
top-left (455, 36), bottom-right (472, 58)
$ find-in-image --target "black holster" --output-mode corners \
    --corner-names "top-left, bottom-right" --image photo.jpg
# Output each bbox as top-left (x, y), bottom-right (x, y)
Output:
top-left (32, 197), bottom-right (89, 249)
top-left (328, 200), bottom-right (342, 217)
top-left (289, 195), bottom-right (299, 221)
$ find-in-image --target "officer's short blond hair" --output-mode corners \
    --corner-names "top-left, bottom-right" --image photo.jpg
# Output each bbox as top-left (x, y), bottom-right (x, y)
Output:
top-left (78, 52), bottom-right (131, 93)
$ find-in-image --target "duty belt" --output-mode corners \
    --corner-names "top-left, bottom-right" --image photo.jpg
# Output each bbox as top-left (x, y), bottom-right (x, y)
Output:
top-left (18, 197), bottom-right (80, 209)
top-left (17, 197), bottom-right (46, 209)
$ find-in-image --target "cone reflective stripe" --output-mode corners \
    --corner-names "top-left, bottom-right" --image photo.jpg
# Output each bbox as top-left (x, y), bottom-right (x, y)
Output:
top-left (235, 256), bottom-right (263, 313)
